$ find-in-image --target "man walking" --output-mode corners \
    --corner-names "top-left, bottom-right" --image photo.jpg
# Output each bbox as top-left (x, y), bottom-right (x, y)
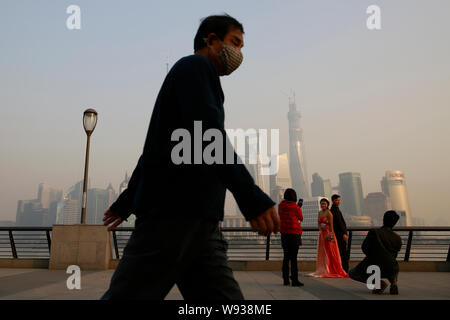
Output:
top-left (101, 14), bottom-right (279, 300)
top-left (330, 194), bottom-right (349, 272)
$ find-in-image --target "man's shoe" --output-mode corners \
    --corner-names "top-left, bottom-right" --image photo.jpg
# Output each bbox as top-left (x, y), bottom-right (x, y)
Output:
top-left (283, 279), bottom-right (290, 286)
top-left (372, 280), bottom-right (388, 294)
top-left (390, 284), bottom-right (399, 295)
top-left (291, 281), bottom-right (304, 287)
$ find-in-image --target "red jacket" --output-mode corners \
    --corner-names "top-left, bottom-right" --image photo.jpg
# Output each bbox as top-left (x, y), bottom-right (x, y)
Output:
top-left (278, 200), bottom-right (303, 235)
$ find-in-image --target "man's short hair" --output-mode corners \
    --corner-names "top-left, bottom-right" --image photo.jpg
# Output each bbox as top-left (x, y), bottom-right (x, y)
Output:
top-left (194, 14), bottom-right (244, 52)
top-left (383, 210), bottom-right (400, 228)
top-left (331, 194), bottom-right (341, 201)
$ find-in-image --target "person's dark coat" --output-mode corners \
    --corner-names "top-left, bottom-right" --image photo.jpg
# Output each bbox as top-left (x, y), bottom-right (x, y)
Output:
top-left (355, 227), bottom-right (402, 279)
top-left (110, 54), bottom-right (275, 222)
top-left (330, 205), bottom-right (347, 244)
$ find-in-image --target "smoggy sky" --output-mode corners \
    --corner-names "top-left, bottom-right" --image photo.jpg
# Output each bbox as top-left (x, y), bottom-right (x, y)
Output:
top-left (1, 0), bottom-right (449, 225)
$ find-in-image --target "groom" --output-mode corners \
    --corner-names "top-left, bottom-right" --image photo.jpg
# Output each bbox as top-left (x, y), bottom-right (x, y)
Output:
top-left (330, 194), bottom-right (349, 272)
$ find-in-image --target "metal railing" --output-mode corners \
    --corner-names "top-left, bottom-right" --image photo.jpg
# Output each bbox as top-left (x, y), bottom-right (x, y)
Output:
top-left (1, 226), bottom-right (450, 262)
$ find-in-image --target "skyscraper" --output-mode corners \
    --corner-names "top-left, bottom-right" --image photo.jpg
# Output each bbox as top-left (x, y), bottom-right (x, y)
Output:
top-left (301, 197), bottom-right (323, 227)
top-left (37, 183), bottom-right (62, 209)
top-left (16, 183), bottom-right (62, 226)
top-left (61, 199), bottom-right (80, 224)
top-left (364, 192), bottom-right (392, 226)
top-left (86, 188), bottom-right (110, 224)
top-left (244, 132), bottom-right (266, 193)
top-left (338, 172), bottom-right (365, 217)
top-left (287, 93), bottom-right (310, 199)
top-left (16, 199), bottom-right (45, 226)
top-left (311, 173), bottom-right (324, 197)
top-left (106, 183), bottom-right (117, 207)
top-left (323, 179), bottom-right (332, 200)
top-left (269, 153), bottom-right (291, 203)
top-left (381, 170), bottom-right (412, 226)
top-left (119, 172), bottom-right (130, 195)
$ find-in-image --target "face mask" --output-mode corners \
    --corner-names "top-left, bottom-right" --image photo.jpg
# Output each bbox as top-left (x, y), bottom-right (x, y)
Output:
top-left (204, 38), bottom-right (243, 75)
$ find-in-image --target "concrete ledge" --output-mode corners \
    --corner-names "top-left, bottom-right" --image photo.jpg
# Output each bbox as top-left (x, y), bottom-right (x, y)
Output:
top-left (0, 259), bottom-right (49, 269)
top-left (49, 224), bottom-right (112, 270)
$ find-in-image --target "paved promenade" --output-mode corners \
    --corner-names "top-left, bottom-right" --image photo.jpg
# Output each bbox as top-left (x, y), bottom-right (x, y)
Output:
top-left (0, 269), bottom-right (449, 300)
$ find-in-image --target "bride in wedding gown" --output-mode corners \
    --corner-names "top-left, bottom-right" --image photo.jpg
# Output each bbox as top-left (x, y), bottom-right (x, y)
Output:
top-left (308, 198), bottom-right (349, 278)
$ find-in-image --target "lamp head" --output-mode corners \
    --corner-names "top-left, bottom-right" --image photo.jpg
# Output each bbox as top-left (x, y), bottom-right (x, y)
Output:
top-left (83, 108), bottom-right (98, 135)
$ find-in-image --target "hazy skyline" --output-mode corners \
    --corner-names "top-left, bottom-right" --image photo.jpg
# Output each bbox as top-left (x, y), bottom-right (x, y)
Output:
top-left (1, 0), bottom-right (449, 225)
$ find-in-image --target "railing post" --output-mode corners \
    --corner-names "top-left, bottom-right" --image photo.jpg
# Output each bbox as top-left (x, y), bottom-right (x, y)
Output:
top-left (9, 230), bottom-right (18, 259)
top-left (46, 230), bottom-right (52, 253)
top-left (112, 230), bottom-right (120, 259)
top-left (265, 234), bottom-right (270, 261)
top-left (404, 230), bottom-right (413, 262)
top-left (346, 231), bottom-right (352, 260)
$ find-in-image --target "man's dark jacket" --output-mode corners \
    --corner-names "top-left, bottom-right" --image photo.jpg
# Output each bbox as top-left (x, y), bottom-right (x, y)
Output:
top-left (355, 227), bottom-right (402, 279)
top-left (110, 54), bottom-right (275, 222)
top-left (330, 205), bottom-right (347, 245)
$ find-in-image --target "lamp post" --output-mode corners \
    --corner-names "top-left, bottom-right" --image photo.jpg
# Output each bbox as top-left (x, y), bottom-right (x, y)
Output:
top-left (81, 108), bottom-right (98, 224)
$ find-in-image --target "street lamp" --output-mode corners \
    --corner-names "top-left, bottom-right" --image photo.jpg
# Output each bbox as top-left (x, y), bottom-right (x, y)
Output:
top-left (81, 108), bottom-right (98, 224)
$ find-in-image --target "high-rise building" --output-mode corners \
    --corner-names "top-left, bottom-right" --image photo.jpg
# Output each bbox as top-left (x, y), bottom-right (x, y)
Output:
top-left (37, 183), bottom-right (62, 209)
top-left (287, 93), bottom-right (310, 199)
top-left (86, 188), bottom-right (110, 224)
top-left (67, 180), bottom-right (83, 201)
top-left (244, 132), bottom-right (266, 193)
top-left (364, 192), bottom-right (391, 226)
top-left (55, 201), bottom-right (67, 224)
top-left (311, 173), bottom-right (332, 199)
top-left (301, 197), bottom-right (323, 227)
top-left (47, 200), bottom-right (60, 226)
top-left (269, 153), bottom-right (291, 204)
top-left (106, 183), bottom-right (117, 207)
top-left (16, 183), bottom-right (61, 226)
top-left (380, 170), bottom-right (412, 226)
top-left (311, 173), bottom-right (324, 197)
top-left (310, 175), bottom-right (332, 201)
top-left (16, 199), bottom-right (46, 226)
top-left (119, 172), bottom-right (130, 195)
top-left (323, 179), bottom-right (332, 200)
top-left (61, 199), bottom-right (80, 224)
top-left (338, 172), bottom-right (365, 217)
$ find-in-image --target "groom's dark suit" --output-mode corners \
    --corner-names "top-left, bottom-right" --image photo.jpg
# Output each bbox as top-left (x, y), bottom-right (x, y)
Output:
top-left (331, 205), bottom-right (349, 272)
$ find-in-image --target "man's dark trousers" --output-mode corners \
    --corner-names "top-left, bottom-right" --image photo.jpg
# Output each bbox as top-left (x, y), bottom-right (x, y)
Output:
top-left (101, 215), bottom-right (244, 300)
top-left (281, 233), bottom-right (301, 282)
top-left (337, 238), bottom-right (349, 273)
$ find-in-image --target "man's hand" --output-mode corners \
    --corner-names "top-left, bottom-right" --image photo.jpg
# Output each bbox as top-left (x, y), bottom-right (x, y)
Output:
top-left (343, 234), bottom-right (349, 242)
top-left (250, 206), bottom-right (280, 237)
top-left (103, 208), bottom-right (123, 231)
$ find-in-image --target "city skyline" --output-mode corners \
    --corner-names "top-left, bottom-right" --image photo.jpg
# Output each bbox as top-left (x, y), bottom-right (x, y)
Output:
top-left (1, 1), bottom-right (449, 226)
top-left (10, 166), bottom-right (416, 226)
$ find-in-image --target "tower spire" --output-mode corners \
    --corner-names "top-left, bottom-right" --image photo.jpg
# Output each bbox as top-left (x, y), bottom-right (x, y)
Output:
top-left (287, 91), bottom-right (310, 198)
